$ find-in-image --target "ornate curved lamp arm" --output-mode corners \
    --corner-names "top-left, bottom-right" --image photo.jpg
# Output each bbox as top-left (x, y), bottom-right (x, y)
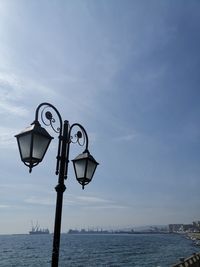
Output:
top-left (69, 123), bottom-right (89, 152)
top-left (34, 102), bottom-right (63, 134)
top-left (32, 103), bottom-right (90, 178)
top-left (34, 102), bottom-right (64, 175)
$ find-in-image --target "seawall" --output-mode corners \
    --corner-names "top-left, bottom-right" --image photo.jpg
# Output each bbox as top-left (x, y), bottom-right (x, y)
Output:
top-left (172, 252), bottom-right (200, 267)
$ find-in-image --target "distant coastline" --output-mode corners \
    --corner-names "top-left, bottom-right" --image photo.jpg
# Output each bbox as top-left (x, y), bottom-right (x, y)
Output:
top-left (68, 221), bottom-right (200, 236)
top-left (67, 229), bottom-right (168, 235)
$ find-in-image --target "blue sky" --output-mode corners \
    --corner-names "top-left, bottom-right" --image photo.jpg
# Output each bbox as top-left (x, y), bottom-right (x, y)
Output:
top-left (0, 0), bottom-right (200, 234)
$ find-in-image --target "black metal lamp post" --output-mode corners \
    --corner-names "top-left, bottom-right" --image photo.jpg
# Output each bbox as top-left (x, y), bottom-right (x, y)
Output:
top-left (15, 102), bottom-right (98, 267)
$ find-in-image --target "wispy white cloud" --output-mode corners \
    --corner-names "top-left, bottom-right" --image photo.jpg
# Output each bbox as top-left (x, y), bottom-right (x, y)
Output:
top-left (83, 204), bottom-right (128, 210)
top-left (25, 193), bottom-right (77, 206)
top-left (75, 195), bottom-right (128, 210)
top-left (114, 133), bottom-right (137, 142)
top-left (0, 72), bottom-right (28, 116)
top-left (24, 194), bottom-right (119, 209)
top-left (0, 126), bottom-right (19, 147)
top-left (0, 204), bottom-right (10, 209)
top-left (0, 101), bottom-right (28, 117)
top-left (0, 71), bottom-right (57, 117)
top-left (76, 196), bottom-right (113, 204)
top-left (25, 196), bottom-right (55, 206)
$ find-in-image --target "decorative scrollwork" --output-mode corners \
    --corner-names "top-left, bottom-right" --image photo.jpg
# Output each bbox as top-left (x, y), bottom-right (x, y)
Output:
top-left (41, 105), bottom-right (61, 133)
top-left (70, 127), bottom-right (86, 147)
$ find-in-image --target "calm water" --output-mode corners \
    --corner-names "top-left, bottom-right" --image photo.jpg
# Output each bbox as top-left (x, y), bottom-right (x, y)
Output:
top-left (0, 233), bottom-right (199, 266)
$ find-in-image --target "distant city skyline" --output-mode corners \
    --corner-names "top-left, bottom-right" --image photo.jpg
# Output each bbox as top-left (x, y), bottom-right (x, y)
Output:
top-left (0, 0), bottom-right (200, 234)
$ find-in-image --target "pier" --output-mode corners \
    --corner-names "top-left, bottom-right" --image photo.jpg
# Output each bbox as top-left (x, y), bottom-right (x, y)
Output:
top-left (172, 252), bottom-right (200, 267)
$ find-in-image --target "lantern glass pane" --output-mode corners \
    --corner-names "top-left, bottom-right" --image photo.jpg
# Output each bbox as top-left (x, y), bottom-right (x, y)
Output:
top-left (18, 134), bottom-right (31, 159)
top-left (74, 160), bottom-right (86, 178)
top-left (86, 160), bottom-right (96, 180)
top-left (32, 134), bottom-right (50, 160)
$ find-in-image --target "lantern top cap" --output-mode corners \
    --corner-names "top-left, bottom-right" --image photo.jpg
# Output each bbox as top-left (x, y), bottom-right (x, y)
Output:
top-left (72, 150), bottom-right (99, 164)
top-left (15, 121), bottom-right (53, 139)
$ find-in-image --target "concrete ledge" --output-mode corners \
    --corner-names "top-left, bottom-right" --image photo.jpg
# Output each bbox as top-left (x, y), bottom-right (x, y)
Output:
top-left (172, 253), bottom-right (200, 267)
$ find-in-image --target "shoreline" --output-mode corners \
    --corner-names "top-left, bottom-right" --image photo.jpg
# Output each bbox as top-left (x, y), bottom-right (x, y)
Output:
top-left (187, 233), bottom-right (200, 240)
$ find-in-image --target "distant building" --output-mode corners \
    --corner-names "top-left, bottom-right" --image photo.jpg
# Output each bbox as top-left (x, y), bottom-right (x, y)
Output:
top-left (193, 221), bottom-right (200, 230)
top-left (169, 221), bottom-right (200, 233)
top-left (169, 224), bottom-right (183, 233)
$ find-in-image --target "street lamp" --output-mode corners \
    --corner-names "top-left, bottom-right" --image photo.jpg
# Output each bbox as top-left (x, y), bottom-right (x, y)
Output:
top-left (15, 102), bottom-right (99, 267)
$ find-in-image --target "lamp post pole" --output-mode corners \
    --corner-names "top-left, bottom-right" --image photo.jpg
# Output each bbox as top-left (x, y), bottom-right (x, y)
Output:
top-left (15, 103), bottom-right (98, 267)
top-left (51, 120), bottom-right (68, 267)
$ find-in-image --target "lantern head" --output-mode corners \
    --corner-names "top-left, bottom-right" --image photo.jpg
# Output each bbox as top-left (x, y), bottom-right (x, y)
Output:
top-left (15, 121), bottom-right (53, 173)
top-left (72, 150), bottom-right (99, 189)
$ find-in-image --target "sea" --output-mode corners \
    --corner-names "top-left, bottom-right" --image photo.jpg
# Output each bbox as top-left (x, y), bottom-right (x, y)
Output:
top-left (0, 233), bottom-right (199, 267)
